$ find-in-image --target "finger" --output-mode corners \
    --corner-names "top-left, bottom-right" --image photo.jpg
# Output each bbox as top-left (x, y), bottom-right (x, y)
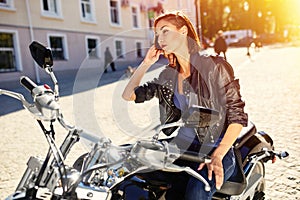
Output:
top-left (150, 45), bottom-right (156, 50)
top-left (215, 175), bottom-right (223, 190)
top-left (156, 49), bottom-right (164, 56)
top-left (207, 167), bottom-right (213, 181)
top-left (172, 54), bottom-right (176, 63)
top-left (197, 163), bottom-right (205, 171)
top-left (215, 170), bottom-right (224, 190)
top-left (154, 50), bottom-right (163, 60)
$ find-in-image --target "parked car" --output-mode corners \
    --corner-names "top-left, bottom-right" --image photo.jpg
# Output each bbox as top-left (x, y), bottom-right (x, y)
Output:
top-left (229, 36), bottom-right (254, 47)
top-left (259, 33), bottom-right (285, 45)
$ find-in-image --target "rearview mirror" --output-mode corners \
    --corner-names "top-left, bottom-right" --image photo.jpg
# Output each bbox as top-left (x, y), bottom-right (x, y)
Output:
top-left (182, 105), bottom-right (219, 128)
top-left (29, 41), bottom-right (53, 69)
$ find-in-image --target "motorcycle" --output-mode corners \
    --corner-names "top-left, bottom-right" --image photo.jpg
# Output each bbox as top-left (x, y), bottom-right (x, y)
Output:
top-left (2, 41), bottom-right (288, 200)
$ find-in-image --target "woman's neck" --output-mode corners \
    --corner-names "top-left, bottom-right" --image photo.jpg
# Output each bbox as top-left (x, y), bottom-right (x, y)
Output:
top-left (176, 54), bottom-right (190, 95)
top-left (172, 42), bottom-right (190, 77)
top-left (176, 53), bottom-right (191, 78)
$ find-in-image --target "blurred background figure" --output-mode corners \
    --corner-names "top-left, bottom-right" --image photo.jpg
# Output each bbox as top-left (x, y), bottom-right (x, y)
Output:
top-left (253, 35), bottom-right (262, 52)
top-left (104, 47), bottom-right (116, 73)
top-left (214, 30), bottom-right (228, 60)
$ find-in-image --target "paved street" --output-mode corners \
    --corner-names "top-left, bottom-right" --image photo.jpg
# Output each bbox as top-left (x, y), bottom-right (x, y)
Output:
top-left (0, 44), bottom-right (299, 199)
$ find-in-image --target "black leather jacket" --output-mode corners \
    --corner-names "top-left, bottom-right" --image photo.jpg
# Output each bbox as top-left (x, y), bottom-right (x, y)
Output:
top-left (134, 52), bottom-right (248, 136)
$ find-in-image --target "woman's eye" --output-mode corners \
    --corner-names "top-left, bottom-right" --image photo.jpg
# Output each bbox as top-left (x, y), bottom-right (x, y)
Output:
top-left (162, 29), bottom-right (169, 34)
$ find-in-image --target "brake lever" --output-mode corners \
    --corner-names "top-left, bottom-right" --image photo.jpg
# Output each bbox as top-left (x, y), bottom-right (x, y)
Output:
top-left (0, 89), bottom-right (33, 111)
top-left (162, 163), bottom-right (211, 191)
top-left (161, 141), bottom-right (211, 191)
top-left (0, 88), bottom-right (59, 121)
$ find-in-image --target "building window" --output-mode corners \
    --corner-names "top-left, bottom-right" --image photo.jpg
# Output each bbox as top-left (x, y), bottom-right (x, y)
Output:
top-left (132, 6), bottom-right (139, 28)
top-left (81, 0), bottom-right (94, 22)
top-left (0, 0), bottom-right (14, 9)
top-left (42, 0), bottom-right (61, 17)
top-left (136, 42), bottom-right (142, 57)
top-left (0, 33), bottom-right (16, 72)
top-left (86, 37), bottom-right (100, 58)
top-left (110, 0), bottom-right (120, 25)
top-left (49, 36), bottom-right (66, 60)
top-left (115, 40), bottom-right (124, 58)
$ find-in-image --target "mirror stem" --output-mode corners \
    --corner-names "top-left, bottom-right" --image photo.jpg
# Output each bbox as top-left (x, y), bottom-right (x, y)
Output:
top-left (153, 120), bottom-right (185, 141)
top-left (46, 67), bottom-right (59, 101)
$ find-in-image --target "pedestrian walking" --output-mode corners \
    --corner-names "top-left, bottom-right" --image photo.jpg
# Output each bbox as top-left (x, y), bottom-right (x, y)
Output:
top-left (104, 47), bottom-right (116, 73)
top-left (214, 30), bottom-right (228, 60)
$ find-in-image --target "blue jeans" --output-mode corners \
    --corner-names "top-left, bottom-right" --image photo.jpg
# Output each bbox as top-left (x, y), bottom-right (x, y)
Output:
top-left (117, 148), bottom-right (235, 200)
top-left (164, 147), bottom-right (236, 200)
top-left (183, 147), bottom-right (236, 199)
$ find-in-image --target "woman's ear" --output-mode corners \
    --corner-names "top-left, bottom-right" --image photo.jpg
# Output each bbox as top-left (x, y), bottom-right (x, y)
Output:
top-left (180, 25), bottom-right (188, 35)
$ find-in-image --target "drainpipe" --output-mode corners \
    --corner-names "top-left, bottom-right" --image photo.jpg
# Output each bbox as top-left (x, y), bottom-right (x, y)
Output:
top-left (25, 0), bottom-right (40, 83)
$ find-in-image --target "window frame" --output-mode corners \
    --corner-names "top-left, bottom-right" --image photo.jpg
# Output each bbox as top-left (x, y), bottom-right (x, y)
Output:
top-left (114, 38), bottom-right (125, 59)
top-left (80, 0), bottom-right (96, 23)
top-left (109, 0), bottom-right (122, 26)
top-left (0, 0), bottom-right (15, 11)
top-left (0, 30), bottom-right (22, 73)
top-left (47, 33), bottom-right (69, 61)
top-left (131, 5), bottom-right (140, 29)
top-left (41, 0), bottom-right (63, 18)
top-left (135, 40), bottom-right (143, 58)
top-left (85, 36), bottom-right (100, 59)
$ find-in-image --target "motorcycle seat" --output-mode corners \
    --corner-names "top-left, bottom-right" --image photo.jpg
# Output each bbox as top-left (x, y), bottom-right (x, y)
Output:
top-left (235, 121), bottom-right (257, 149)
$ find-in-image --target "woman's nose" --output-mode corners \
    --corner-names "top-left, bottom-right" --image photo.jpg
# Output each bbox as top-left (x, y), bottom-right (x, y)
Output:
top-left (158, 37), bottom-right (164, 44)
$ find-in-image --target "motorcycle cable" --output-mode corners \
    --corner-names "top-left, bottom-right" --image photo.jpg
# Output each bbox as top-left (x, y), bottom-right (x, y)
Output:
top-left (35, 120), bottom-right (69, 194)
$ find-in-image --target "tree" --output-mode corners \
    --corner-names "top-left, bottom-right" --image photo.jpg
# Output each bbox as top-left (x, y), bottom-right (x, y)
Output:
top-left (199, 0), bottom-right (299, 39)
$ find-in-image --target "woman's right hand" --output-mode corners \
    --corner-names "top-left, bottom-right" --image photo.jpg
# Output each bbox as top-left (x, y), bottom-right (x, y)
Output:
top-left (143, 45), bottom-right (164, 66)
top-left (122, 45), bottom-right (163, 101)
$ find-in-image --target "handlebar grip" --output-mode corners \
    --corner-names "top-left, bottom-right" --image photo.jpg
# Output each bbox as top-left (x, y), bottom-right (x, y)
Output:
top-left (20, 76), bottom-right (37, 92)
top-left (179, 151), bottom-right (208, 163)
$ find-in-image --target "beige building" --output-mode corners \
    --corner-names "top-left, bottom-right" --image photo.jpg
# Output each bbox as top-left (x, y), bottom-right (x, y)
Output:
top-left (0, 0), bottom-right (196, 83)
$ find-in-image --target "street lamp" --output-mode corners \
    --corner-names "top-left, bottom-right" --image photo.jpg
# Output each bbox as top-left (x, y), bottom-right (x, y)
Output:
top-left (244, 1), bottom-right (251, 56)
top-left (195, 0), bottom-right (203, 45)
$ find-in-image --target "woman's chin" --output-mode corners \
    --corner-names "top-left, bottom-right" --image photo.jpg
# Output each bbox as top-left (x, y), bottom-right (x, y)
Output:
top-left (163, 48), bottom-right (172, 54)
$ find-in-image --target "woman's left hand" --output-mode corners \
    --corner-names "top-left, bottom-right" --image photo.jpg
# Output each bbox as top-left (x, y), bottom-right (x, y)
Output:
top-left (198, 153), bottom-right (224, 190)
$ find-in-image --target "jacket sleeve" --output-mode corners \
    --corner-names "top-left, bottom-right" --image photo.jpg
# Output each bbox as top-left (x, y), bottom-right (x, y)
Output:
top-left (134, 81), bottom-right (159, 103)
top-left (134, 66), bottom-right (170, 103)
top-left (214, 58), bottom-right (248, 127)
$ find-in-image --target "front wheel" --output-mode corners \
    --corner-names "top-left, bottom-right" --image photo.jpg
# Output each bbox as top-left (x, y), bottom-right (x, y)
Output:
top-left (250, 161), bottom-right (265, 200)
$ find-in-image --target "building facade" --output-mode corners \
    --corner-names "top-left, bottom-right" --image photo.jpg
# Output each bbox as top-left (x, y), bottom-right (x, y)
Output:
top-left (0, 0), bottom-right (196, 83)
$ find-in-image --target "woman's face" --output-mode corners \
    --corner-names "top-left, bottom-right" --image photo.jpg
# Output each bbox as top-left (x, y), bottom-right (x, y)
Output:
top-left (155, 19), bottom-right (187, 54)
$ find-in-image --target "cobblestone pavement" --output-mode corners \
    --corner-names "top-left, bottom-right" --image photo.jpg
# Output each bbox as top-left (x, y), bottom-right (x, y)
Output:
top-left (233, 45), bottom-right (300, 200)
top-left (0, 44), bottom-right (299, 199)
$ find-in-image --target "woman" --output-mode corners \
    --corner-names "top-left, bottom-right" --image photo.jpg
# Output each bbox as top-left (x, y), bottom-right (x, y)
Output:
top-left (122, 11), bottom-right (248, 199)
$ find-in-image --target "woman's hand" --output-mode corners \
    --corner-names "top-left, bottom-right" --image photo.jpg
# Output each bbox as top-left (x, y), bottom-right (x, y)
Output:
top-left (198, 153), bottom-right (224, 190)
top-left (122, 45), bottom-right (163, 101)
top-left (143, 45), bottom-right (164, 66)
top-left (197, 124), bottom-right (242, 190)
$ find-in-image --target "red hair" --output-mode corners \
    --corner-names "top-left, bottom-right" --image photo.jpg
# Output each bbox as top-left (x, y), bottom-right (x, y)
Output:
top-left (154, 11), bottom-right (201, 56)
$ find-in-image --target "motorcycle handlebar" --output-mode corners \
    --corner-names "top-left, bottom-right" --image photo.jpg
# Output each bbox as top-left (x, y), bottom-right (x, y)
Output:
top-left (179, 151), bottom-right (211, 163)
top-left (20, 76), bottom-right (37, 92)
